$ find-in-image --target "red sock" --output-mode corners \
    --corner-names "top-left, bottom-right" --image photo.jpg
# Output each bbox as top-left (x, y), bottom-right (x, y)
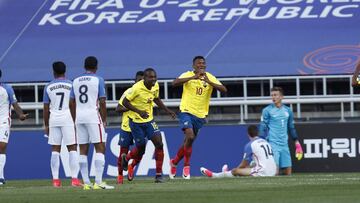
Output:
top-left (118, 147), bottom-right (129, 176)
top-left (155, 148), bottom-right (164, 175)
top-left (131, 155), bottom-right (142, 168)
top-left (126, 147), bottom-right (138, 161)
top-left (184, 146), bottom-right (192, 167)
top-left (173, 146), bottom-right (184, 165)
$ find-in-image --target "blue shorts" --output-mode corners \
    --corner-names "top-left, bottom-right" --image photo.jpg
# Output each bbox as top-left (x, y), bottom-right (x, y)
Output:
top-left (178, 112), bottom-right (206, 135)
top-left (118, 129), bottom-right (134, 147)
top-left (129, 120), bottom-right (161, 146)
top-left (270, 143), bottom-right (292, 169)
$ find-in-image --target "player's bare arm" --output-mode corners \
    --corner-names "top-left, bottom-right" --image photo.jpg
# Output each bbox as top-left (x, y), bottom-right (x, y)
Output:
top-left (69, 99), bottom-right (76, 122)
top-left (172, 73), bottom-right (201, 87)
top-left (122, 97), bottom-right (149, 119)
top-left (99, 97), bottom-right (107, 126)
top-left (115, 104), bottom-right (128, 114)
top-left (12, 103), bottom-right (28, 121)
top-left (236, 160), bottom-right (249, 169)
top-left (352, 60), bottom-right (360, 87)
top-left (153, 97), bottom-right (176, 119)
top-left (202, 73), bottom-right (227, 93)
top-left (43, 103), bottom-right (50, 135)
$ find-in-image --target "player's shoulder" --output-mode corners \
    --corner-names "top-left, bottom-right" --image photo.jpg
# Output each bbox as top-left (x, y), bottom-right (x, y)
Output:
top-left (282, 104), bottom-right (291, 111)
top-left (0, 83), bottom-right (14, 92)
top-left (263, 104), bottom-right (274, 112)
top-left (205, 71), bottom-right (217, 78)
top-left (180, 71), bottom-right (194, 77)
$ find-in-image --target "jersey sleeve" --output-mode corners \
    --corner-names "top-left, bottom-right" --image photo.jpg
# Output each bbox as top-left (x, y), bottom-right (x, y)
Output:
top-left (98, 77), bottom-right (106, 98)
top-left (155, 82), bottom-right (160, 98)
top-left (4, 84), bottom-right (17, 104)
top-left (259, 107), bottom-right (270, 139)
top-left (118, 89), bottom-right (130, 106)
top-left (207, 73), bottom-right (222, 85)
top-left (287, 109), bottom-right (299, 140)
top-left (43, 85), bottom-right (50, 104)
top-left (242, 142), bottom-right (253, 162)
top-left (125, 84), bottom-right (138, 101)
top-left (178, 71), bottom-right (190, 79)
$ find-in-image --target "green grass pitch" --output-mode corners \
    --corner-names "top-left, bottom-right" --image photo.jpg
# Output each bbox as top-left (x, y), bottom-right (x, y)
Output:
top-left (0, 173), bottom-right (359, 203)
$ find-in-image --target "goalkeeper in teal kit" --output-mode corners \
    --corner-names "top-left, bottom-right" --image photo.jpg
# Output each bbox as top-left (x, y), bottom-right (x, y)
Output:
top-left (259, 87), bottom-right (303, 175)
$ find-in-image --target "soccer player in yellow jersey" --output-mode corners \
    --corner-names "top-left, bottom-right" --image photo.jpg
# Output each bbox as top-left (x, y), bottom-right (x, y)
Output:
top-left (115, 71), bottom-right (143, 184)
top-left (121, 68), bottom-right (176, 183)
top-left (169, 56), bottom-right (227, 179)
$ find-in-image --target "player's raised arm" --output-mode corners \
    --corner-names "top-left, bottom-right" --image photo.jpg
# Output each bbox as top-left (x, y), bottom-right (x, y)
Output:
top-left (153, 97), bottom-right (176, 119)
top-left (352, 60), bottom-right (360, 87)
top-left (172, 73), bottom-right (199, 87)
top-left (202, 73), bottom-right (227, 93)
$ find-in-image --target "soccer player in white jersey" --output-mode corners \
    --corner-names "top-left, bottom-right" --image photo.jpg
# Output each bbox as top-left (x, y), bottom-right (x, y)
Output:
top-left (43, 62), bottom-right (81, 187)
top-left (200, 125), bottom-right (277, 178)
top-left (0, 69), bottom-right (28, 185)
top-left (70, 56), bottom-right (113, 190)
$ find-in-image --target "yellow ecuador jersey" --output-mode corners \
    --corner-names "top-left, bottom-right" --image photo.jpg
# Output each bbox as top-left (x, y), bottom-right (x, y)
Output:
top-left (118, 88), bottom-right (132, 132)
top-left (125, 80), bottom-right (159, 123)
top-left (179, 71), bottom-right (222, 118)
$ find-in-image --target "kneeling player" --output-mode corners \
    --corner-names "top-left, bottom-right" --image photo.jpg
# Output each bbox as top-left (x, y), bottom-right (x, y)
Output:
top-left (200, 125), bottom-right (276, 178)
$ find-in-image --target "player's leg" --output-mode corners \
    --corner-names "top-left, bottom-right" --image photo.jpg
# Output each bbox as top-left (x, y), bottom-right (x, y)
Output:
top-left (117, 129), bottom-right (131, 183)
top-left (63, 126), bottom-right (81, 186)
top-left (0, 125), bottom-right (10, 185)
top-left (279, 147), bottom-right (292, 175)
top-left (148, 121), bottom-right (164, 183)
top-left (89, 123), bottom-right (107, 186)
top-left (269, 143), bottom-right (281, 175)
top-left (77, 124), bottom-right (92, 188)
top-left (122, 121), bottom-right (146, 172)
top-left (48, 127), bottom-right (62, 187)
top-left (0, 142), bottom-right (7, 185)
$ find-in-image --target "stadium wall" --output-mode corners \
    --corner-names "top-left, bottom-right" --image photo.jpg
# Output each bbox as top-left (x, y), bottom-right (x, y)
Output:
top-left (6, 123), bottom-right (360, 180)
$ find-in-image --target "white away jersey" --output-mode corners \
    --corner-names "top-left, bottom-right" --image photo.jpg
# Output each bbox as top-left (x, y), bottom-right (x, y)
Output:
top-left (70, 72), bottom-right (106, 124)
top-left (243, 137), bottom-right (277, 176)
top-left (43, 78), bottom-right (74, 127)
top-left (0, 83), bottom-right (17, 124)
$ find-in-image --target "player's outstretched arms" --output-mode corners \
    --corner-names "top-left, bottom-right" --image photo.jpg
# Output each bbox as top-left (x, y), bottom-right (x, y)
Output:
top-left (12, 103), bottom-right (28, 121)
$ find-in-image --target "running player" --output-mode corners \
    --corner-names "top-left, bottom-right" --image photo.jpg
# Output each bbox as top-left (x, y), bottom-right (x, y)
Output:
top-left (201, 125), bottom-right (277, 178)
top-left (121, 68), bottom-right (176, 183)
top-left (169, 56), bottom-right (227, 179)
top-left (116, 71), bottom-right (143, 184)
top-left (43, 61), bottom-right (81, 187)
top-left (0, 69), bottom-right (28, 185)
top-left (70, 56), bottom-right (113, 189)
top-left (259, 87), bottom-right (303, 175)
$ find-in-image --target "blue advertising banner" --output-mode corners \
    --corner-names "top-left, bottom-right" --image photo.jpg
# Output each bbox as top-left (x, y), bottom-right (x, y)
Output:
top-left (6, 125), bottom-right (249, 180)
top-left (0, 0), bottom-right (359, 82)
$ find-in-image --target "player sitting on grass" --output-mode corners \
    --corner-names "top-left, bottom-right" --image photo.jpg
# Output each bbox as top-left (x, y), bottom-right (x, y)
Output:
top-left (201, 125), bottom-right (277, 178)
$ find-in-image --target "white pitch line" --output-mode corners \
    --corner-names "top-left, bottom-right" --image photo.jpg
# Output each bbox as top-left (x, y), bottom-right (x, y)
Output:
top-left (0, 0), bottom-right (49, 63)
top-left (205, 1), bottom-right (256, 58)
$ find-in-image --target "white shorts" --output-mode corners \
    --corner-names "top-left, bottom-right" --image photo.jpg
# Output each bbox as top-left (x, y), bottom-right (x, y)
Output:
top-left (0, 125), bottom-right (10, 143)
top-left (48, 126), bottom-right (77, 146)
top-left (76, 123), bottom-right (106, 144)
top-left (250, 167), bottom-right (277, 177)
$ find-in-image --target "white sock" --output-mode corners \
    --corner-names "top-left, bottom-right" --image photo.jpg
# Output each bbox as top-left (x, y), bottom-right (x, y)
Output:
top-left (94, 153), bottom-right (105, 185)
top-left (69, 151), bottom-right (79, 179)
top-left (0, 154), bottom-right (6, 179)
top-left (50, 152), bottom-right (60, 179)
top-left (79, 155), bottom-right (91, 185)
top-left (213, 171), bottom-right (234, 178)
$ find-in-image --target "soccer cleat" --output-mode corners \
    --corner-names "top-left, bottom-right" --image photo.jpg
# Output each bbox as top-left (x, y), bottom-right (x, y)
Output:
top-left (127, 164), bottom-right (136, 181)
top-left (0, 178), bottom-right (5, 185)
top-left (182, 166), bottom-right (190, 180)
top-left (117, 175), bottom-right (124, 184)
top-left (83, 183), bottom-right (93, 190)
top-left (52, 179), bottom-right (61, 188)
top-left (154, 175), bottom-right (164, 183)
top-left (169, 159), bottom-right (177, 179)
top-left (71, 178), bottom-right (82, 187)
top-left (200, 167), bottom-right (213, 178)
top-left (222, 164), bottom-right (229, 172)
top-left (93, 182), bottom-right (115, 190)
top-left (121, 153), bottom-right (129, 171)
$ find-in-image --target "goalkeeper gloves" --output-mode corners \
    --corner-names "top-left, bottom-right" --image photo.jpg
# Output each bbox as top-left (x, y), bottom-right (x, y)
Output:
top-left (295, 143), bottom-right (303, 161)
